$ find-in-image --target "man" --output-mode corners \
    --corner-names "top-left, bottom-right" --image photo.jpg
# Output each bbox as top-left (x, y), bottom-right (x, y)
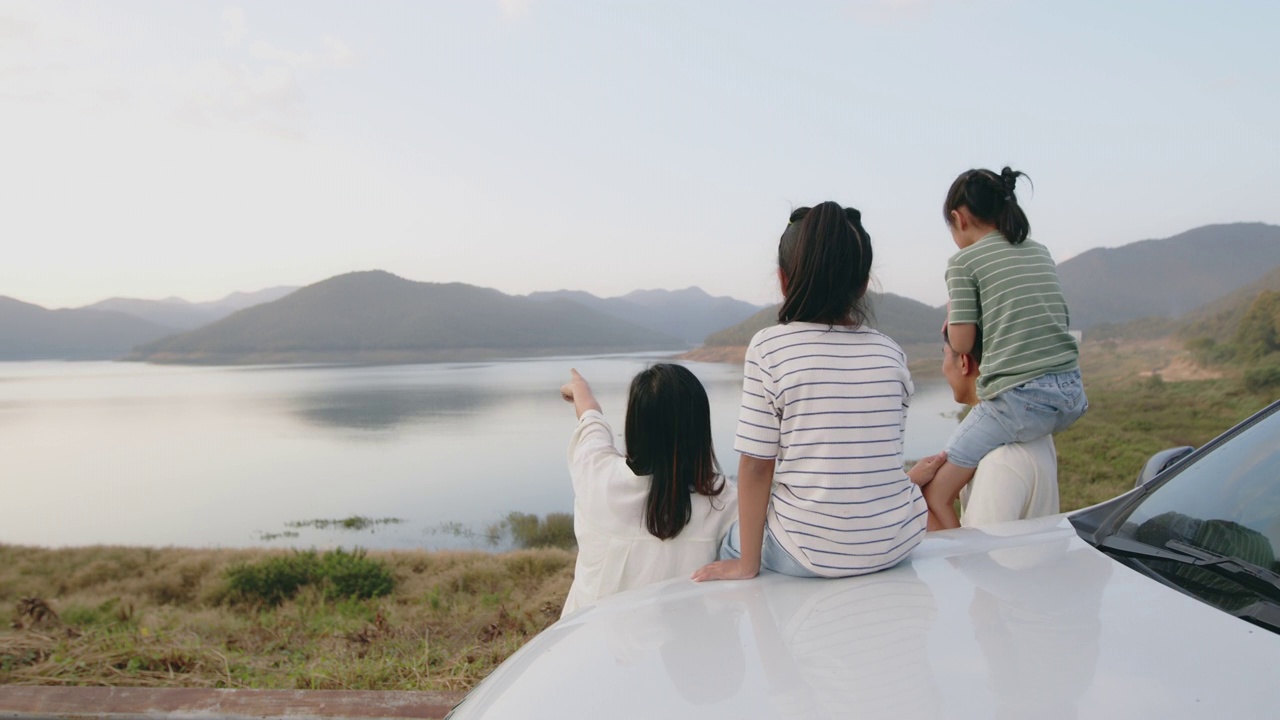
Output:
top-left (912, 328), bottom-right (1060, 527)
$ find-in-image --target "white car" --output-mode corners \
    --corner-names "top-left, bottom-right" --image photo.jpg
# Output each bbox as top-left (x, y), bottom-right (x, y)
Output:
top-left (448, 401), bottom-right (1280, 719)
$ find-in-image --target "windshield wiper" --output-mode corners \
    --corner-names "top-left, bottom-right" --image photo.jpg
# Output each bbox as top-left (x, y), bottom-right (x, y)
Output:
top-left (1163, 540), bottom-right (1280, 600)
top-left (1094, 535), bottom-right (1280, 602)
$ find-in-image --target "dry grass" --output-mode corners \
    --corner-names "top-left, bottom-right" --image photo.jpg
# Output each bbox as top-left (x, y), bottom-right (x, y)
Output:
top-left (0, 545), bottom-right (574, 691)
top-left (1053, 337), bottom-right (1273, 511)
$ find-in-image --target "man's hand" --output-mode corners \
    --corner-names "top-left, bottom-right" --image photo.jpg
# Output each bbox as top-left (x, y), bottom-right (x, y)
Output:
top-left (691, 558), bottom-right (759, 583)
top-left (908, 451), bottom-right (947, 487)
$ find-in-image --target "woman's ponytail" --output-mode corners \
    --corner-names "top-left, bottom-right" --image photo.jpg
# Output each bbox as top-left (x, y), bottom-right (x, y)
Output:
top-left (776, 201), bottom-right (872, 327)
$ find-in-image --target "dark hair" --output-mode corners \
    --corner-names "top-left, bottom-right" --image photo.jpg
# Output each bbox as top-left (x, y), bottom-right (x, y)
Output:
top-left (776, 201), bottom-right (872, 326)
top-left (943, 166), bottom-right (1033, 245)
top-left (943, 324), bottom-right (983, 364)
top-left (624, 363), bottom-right (724, 540)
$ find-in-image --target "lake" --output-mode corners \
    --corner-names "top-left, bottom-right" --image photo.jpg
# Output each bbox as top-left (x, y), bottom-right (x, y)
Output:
top-left (0, 354), bottom-right (963, 551)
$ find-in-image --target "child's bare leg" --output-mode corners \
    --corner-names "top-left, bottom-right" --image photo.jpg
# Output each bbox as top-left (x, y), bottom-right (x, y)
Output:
top-left (922, 460), bottom-right (976, 530)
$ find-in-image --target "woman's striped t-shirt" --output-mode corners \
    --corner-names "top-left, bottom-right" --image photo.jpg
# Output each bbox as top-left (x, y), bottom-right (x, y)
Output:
top-left (734, 322), bottom-right (928, 577)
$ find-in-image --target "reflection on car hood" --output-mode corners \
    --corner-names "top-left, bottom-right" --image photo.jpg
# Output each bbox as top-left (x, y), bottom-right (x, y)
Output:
top-left (453, 516), bottom-right (1280, 719)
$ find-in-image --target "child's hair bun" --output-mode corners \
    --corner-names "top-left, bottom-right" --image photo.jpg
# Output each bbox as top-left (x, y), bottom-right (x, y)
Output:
top-left (999, 167), bottom-right (1020, 194)
top-left (789, 205), bottom-right (861, 225)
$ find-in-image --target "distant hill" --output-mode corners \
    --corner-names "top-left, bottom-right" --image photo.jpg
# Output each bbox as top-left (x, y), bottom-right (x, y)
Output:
top-left (1082, 263), bottom-right (1280, 344)
top-left (1058, 223), bottom-right (1280, 330)
top-left (0, 297), bottom-right (175, 360)
top-left (129, 271), bottom-right (684, 364)
top-left (528, 287), bottom-right (762, 344)
top-left (85, 286), bottom-right (298, 331)
top-left (703, 292), bottom-right (946, 348)
top-left (1177, 266), bottom-right (1280, 344)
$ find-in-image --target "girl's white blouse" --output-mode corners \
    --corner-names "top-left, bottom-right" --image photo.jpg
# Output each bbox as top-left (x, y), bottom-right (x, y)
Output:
top-left (562, 410), bottom-right (738, 617)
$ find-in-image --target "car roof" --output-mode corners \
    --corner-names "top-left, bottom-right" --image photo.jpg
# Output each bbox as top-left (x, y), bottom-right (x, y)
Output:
top-left (452, 516), bottom-right (1280, 719)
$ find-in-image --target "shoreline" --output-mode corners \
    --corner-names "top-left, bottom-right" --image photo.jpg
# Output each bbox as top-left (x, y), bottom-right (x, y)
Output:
top-left (680, 342), bottom-right (943, 379)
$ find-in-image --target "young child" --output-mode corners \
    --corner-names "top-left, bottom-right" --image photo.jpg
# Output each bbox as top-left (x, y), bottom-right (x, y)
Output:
top-left (921, 167), bottom-right (1087, 530)
top-left (691, 202), bottom-right (932, 582)
top-left (560, 363), bottom-right (737, 616)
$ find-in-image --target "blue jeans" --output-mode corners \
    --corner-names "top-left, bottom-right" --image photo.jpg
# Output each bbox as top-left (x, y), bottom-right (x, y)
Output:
top-left (718, 520), bottom-right (822, 578)
top-left (945, 368), bottom-right (1088, 468)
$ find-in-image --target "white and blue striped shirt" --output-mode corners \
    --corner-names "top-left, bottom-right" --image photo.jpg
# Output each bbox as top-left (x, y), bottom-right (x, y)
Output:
top-left (734, 322), bottom-right (927, 577)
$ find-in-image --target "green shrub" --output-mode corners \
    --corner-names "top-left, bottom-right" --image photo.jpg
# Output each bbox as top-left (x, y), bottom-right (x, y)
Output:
top-left (61, 598), bottom-right (130, 627)
top-left (316, 548), bottom-right (395, 601)
top-left (225, 551), bottom-right (319, 606)
top-left (491, 512), bottom-right (576, 550)
top-left (224, 549), bottom-right (394, 605)
top-left (1243, 360), bottom-right (1280, 393)
top-left (1186, 337), bottom-right (1236, 366)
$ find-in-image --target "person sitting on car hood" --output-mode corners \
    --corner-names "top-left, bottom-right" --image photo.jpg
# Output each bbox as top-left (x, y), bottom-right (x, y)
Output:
top-left (915, 326), bottom-right (1060, 526)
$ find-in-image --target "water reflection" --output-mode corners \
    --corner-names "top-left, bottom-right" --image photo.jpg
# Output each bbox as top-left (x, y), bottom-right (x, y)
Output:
top-left (605, 591), bottom-right (748, 707)
top-left (634, 568), bottom-right (940, 718)
top-left (287, 385), bottom-right (510, 432)
top-left (0, 359), bottom-right (961, 549)
top-left (745, 568), bottom-right (940, 719)
top-left (950, 540), bottom-right (1109, 720)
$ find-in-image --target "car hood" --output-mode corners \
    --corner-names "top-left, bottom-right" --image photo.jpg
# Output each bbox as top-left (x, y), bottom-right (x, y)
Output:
top-left (453, 516), bottom-right (1280, 719)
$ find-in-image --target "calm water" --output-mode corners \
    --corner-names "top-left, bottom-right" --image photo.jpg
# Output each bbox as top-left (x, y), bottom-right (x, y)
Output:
top-left (0, 355), bottom-right (963, 550)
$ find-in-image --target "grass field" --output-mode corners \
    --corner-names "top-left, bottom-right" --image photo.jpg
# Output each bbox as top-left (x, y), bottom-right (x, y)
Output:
top-left (1, 546), bottom-right (573, 691)
top-left (3, 337), bottom-right (1276, 691)
top-left (1054, 339), bottom-right (1274, 509)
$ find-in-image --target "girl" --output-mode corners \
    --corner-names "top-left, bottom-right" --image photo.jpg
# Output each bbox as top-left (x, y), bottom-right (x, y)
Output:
top-left (921, 167), bottom-right (1086, 530)
top-left (692, 202), bottom-right (931, 582)
top-left (560, 363), bottom-right (737, 615)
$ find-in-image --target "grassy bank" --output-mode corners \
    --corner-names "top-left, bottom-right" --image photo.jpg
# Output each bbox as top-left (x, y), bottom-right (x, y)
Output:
top-left (1, 546), bottom-right (573, 691)
top-left (1053, 338), bottom-right (1274, 509)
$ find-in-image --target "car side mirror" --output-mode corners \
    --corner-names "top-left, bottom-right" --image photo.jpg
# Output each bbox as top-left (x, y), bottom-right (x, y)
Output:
top-left (1135, 446), bottom-right (1195, 488)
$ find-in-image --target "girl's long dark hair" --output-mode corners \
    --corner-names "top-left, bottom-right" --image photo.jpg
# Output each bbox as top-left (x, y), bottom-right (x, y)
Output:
top-left (943, 166), bottom-right (1033, 245)
top-left (777, 201), bottom-right (873, 327)
top-left (624, 363), bottom-right (724, 540)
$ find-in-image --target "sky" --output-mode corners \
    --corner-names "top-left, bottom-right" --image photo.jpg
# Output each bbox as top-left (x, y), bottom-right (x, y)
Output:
top-left (2, 0), bottom-right (1277, 310)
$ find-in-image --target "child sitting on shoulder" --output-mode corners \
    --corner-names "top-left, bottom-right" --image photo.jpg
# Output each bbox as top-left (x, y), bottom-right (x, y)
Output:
top-left (920, 167), bottom-right (1087, 530)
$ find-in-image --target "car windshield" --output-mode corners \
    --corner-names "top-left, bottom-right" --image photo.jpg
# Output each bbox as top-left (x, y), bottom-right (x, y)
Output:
top-left (1111, 406), bottom-right (1280, 611)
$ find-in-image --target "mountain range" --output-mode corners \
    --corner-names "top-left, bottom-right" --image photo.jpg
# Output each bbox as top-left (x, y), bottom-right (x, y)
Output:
top-left (703, 292), bottom-right (946, 350)
top-left (1057, 223), bottom-right (1280, 330)
top-left (3, 222), bottom-right (1278, 363)
top-left (686, 222), bottom-right (1280, 359)
top-left (129, 271), bottom-right (697, 364)
top-left (85, 287), bottom-right (299, 331)
top-left (526, 287), bottom-right (761, 344)
top-left (0, 297), bottom-right (175, 361)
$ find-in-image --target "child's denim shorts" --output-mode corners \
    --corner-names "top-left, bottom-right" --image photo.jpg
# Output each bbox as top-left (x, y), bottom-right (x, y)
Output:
top-left (945, 368), bottom-right (1088, 469)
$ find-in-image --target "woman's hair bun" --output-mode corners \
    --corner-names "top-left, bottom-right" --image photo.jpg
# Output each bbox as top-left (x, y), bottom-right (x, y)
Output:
top-left (844, 207), bottom-right (861, 223)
